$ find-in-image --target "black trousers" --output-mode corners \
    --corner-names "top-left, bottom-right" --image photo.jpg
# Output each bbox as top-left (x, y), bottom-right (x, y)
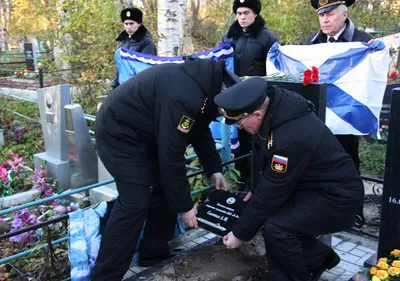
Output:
top-left (335, 134), bottom-right (364, 219)
top-left (261, 190), bottom-right (361, 281)
top-left (91, 182), bottom-right (177, 281)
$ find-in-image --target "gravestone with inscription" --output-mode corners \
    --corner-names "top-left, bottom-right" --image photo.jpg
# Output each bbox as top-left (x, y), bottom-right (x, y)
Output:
top-left (353, 88), bottom-right (400, 280)
top-left (34, 84), bottom-right (70, 189)
top-left (24, 43), bottom-right (37, 71)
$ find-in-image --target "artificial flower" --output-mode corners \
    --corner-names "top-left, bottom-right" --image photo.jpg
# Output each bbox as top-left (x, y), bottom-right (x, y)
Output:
top-left (376, 269), bottom-right (389, 280)
top-left (391, 249), bottom-right (400, 256)
top-left (377, 261), bottom-right (389, 270)
top-left (388, 266), bottom-right (400, 276)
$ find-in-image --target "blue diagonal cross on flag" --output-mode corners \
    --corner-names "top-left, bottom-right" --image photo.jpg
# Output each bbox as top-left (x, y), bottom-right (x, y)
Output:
top-left (267, 41), bottom-right (390, 135)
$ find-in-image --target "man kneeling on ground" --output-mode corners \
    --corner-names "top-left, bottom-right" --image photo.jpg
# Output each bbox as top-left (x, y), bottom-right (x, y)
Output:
top-left (216, 77), bottom-right (364, 281)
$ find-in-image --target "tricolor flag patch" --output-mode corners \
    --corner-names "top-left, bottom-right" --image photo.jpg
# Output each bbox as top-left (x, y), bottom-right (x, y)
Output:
top-left (271, 155), bottom-right (288, 173)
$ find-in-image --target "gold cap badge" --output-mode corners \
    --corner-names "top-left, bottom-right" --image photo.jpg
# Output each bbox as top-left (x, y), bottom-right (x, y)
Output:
top-left (319, 0), bottom-right (328, 6)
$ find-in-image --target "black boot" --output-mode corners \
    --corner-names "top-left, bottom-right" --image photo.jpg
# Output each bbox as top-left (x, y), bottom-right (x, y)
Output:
top-left (310, 250), bottom-right (340, 281)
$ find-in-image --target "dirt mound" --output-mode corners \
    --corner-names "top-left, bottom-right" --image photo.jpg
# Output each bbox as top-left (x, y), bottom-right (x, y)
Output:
top-left (135, 235), bottom-right (267, 281)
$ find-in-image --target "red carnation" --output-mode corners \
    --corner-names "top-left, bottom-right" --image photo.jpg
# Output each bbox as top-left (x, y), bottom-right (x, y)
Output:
top-left (303, 69), bottom-right (313, 86)
top-left (389, 71), bottom-right (398, 79)
top-left (312, 66), bottom-right (319, 82)
top-left (27, 67), bottom-right (34, 71)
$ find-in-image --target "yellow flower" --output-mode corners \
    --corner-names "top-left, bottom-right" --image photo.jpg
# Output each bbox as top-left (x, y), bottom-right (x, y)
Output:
top-left (388, 266), bottom-right (400, 276)
top-left (370, 267), bottom-right (378, 275)
top-left (372, 276), bottom-right (381, 281)
top-left (392, 260), bottom-right (400, 268)
top-left (376, 270), bottom-right (389, 280)
top-left (377, 261), bottom-right (389, 270)
top-left (391, 249), bottom-right (400, 256)
top-left (378, 258), bottom-right (388, 263)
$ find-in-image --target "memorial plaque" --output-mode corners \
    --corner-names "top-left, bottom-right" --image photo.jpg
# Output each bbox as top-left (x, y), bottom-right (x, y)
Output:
top-left (197, 190), bottom-right (246, 236)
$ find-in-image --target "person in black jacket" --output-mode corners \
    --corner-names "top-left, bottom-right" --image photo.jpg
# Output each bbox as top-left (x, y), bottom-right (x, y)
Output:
top-left (215, 77), bottom-right (364, 281)
top-left (222, 0), bottom-right (278, 192)
top-left (304, 0), bottom-right (373, 170)
top-left (91, 58), bottom-right (235, 281)
top-left (111, 7), bottom-right (157, 90)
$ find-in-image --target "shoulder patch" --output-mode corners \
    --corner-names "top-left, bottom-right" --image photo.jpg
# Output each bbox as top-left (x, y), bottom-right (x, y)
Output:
top-left (271, 154), bottom-right (288, 173)
top-left (177, 115), bottom-right (195, 134)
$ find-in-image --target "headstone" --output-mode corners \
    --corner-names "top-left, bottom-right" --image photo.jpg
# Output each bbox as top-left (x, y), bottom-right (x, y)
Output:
top-left (24, 43), bottom-right (37, 71)
top-left (378, 87), bottom-right (400, 257)
top-left (379, 84), bottom-right (400, 128)
top-left (90, 103), bottom-right (117, 205)
top-left (34, 84), bottom-right (70, 189)
top-left (64, 104), bottom-right (98, 191)
top-left (363, 87), bottom-right (400, 270)
top-left (267, 81), bottom-right (327, 122)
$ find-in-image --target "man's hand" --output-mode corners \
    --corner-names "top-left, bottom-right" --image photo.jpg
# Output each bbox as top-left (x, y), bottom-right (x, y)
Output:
top-left (181, 206), bottom-right (198, 228)
top-left (211, 172), bottom-right (227, 191)
top-left (223, 231), bottom-right (243, 249)
top-left (243, 191), bottom-right (252, 202)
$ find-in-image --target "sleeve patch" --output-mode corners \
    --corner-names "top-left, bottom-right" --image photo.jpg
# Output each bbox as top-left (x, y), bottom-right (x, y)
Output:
top-left (177, 115), bottom-right (195, 134)
top-left (271, 154), bottom-right (288, 173)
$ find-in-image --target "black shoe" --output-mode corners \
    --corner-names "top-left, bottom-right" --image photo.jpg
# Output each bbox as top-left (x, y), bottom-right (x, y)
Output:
top-left (137, 252), bottom-right (175, 267)
top-left (310, 250), bottom-right (340, 281)
top-left (137, 248), bottom-right (185, 267)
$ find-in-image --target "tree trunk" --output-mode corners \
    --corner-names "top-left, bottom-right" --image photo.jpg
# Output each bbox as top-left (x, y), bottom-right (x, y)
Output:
top-left (157, 0), bottom-right (188, 56)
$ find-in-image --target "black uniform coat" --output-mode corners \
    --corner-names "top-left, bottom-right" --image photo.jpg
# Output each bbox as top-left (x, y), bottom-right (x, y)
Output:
top-left (223, 16), bottom-right (277, 77)
top-left (232, 87), bottom-right (364, 241)
top-left (96, 59), bottom-right (225, 214)
top-left (304, 18), bottom-right (372, 45)
top-left (112, 25), bottom-right (157, 89)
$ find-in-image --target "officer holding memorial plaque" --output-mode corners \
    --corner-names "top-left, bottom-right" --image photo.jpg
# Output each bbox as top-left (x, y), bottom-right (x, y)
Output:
top-left (92, 58), bottom-right (233, 281)
top-left (214, 77), bottom-right (364, 281)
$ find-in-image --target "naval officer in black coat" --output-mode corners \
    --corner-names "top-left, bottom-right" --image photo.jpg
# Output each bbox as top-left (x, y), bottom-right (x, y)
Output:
top-left (216, 77), bottom-right (364, 281)
top-left (92, 58), bottom-right (235, 281)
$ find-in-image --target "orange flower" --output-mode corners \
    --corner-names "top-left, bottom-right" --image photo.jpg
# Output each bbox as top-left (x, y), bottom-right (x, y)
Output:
top-left (376, 269), bottom-right (389, 280)
top-left (378, 258), bottom-right (388, 262)
top-left (392, 260), bottom-right (400, 268)
top-left (388, 266), bottom-right (400, 276)
top-left (370, 267), bottom-right (378, 275)
top-left (377, 261), bottom-right (389, 270)
top-left (391, 249), bottom-right (400, 256)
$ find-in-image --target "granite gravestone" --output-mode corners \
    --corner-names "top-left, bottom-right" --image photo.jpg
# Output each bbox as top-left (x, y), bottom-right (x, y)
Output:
top-left (378, 87), bottom-right (400, 258)
top-left (34, 84), bottom-right (70, 189)
top-left (24, 43), bottom-right (36, 71)
top-left (267, 81), bottom-right (327, 122)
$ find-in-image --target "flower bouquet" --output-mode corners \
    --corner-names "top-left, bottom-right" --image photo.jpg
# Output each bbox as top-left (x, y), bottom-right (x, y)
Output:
top-left (363, 249), bottom-right (400, 281)
top-left (241, 66), bottom-right (320, 86)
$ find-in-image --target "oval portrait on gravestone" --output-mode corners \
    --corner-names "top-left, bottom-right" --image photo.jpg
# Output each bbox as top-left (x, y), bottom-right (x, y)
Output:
top-left (45, 93), bottom-right (53, 111)
top-left (226, 197), bottom-right (236, 205)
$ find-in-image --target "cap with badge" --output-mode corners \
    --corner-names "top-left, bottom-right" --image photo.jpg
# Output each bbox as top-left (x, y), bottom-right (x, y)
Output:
top-left (311, 0), bottom-right (355, 15)
top-left (232, 0), bottom-right (261, 14)
top-left (120, 7), bottom-right (143, 23)
top-left (214, 77), bottom-right (268, 125)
